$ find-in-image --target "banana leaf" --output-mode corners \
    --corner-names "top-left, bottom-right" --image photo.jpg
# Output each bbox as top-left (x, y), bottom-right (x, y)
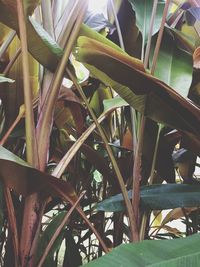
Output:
top-left (96, 184), bottom-right (200, 212)
top-left (83, 233), bottom-right (200, 267)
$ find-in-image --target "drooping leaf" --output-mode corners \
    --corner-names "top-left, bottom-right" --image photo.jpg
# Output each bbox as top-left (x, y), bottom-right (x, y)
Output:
top-left (76, 36), bottom-right (200, 143)
top-left (0, 145), bottom-right (77, 201)
top-left (96, 184), bottom-right (200, 212)
top-left (83, 233), bottom-right (200, 267)
top-left (79, 24), bottom-right (125, 54)
top-left (128, 0), bottom-right (165, 43)
top-left (150, 29), bottom-right (193, 98)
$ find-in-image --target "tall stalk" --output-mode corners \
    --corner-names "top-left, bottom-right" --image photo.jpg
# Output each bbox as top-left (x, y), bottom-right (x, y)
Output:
top-left (36, 1), bottom-right (88, 171)
top-left (132, 0), bottom-right (159, 226)
top-left (67, 68), bottom-right (139, 242)
top-left (16, 1), bottom-right (40, 266)
top-left (139, 0), bottom-right (171, 240)
top-left (109, 0), bottom-right (139, 241)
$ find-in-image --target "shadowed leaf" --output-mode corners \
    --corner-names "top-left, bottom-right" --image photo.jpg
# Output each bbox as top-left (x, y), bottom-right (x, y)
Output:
top-left (0, 145), bottom-right (77, 201)
top-left (128, 0), bottom-right (165, 43)
top-left (96, 184), bottom-right (200, 212)
top-left (76, 36), bottom-right (200, 144)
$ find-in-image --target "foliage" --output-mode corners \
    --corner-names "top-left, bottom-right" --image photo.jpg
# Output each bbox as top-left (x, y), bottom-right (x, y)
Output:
top-left (0, 0), bottom-right (200, 267)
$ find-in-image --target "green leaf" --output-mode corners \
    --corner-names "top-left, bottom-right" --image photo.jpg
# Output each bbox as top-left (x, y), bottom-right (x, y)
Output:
top-left (0, 1), bottom-right (63, 71)
top-left (128, 0), bottom-right (165, 43)
top-left (169, 27), bottom-right (196, 53)
top-left (150, 29), bottom-right (193, 98)
top-left (96, 184), bottom-right (200, 212)
top-left (83, 233), bottom-right (200, 267)
top-left (76, 36), bottom-right (200, 142)
top-left (0, 75), bottom-right (15, 83)
top-left (79, 24), bottom-right (124, 54)
top-left (36, 211), bottom-right (66, 266)
top-left (103, 96), bottom-right (128, 112)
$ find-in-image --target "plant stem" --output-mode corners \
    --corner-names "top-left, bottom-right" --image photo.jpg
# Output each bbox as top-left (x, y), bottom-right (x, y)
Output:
top-left (144, 0), bottom-right (159, 68)
top-left (47, 181), bottom-right (109, 253)
top-left (148, 124), bottom-right (162, 185)
top-left (66, 68), bottom-right (139, 242)
top-left (3, 48), bottom-right (21, 75)
top-left (139, 124), bottom-right (162, 240)
top-left (0, 30), bottom-right (16, 59)
top-left (109, 0), bottom-right (139, 240)
top-left (16, 0), bottom-right (38, 167)
top-left (139, 0), bottom-right (171, 240)
top-left (41, 0), bottom-right (55, 38)
top-left (4, 187), bottom-right (19, 267)
top-left (37, 191), bottom-right (86, 267)
top-left (36, 2), bottom-right (88, 171)
top-left (0, 110), bottom-right (23, 146)
top-left (151, 0), bottom-right (171, 74)
top-left (132, 115), bottom-right (146, 225)
top-left (110, 0), bottom-right (125, 50)
top-left (16, 1), bottom-right (39, 265)
top-left (132, 0), bottom-right (160, 228)
top-left (52, 106), bottom-right (123, 178)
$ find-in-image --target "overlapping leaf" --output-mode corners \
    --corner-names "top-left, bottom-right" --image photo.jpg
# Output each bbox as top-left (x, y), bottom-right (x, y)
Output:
top-left (0, 0), bottom-right (63, 71)
top-left (83, 233), bottom-right (200, 267)
top-left (128, 0), bottom-right (165, 43)
top-left (150, 29), bottom-right (193, 98)
top-left (76, 36), bottom-right (200, 145)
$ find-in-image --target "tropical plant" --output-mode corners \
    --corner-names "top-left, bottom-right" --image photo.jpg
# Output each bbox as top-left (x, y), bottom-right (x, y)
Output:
top-left (0, 0), bottom-right (200, 266)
